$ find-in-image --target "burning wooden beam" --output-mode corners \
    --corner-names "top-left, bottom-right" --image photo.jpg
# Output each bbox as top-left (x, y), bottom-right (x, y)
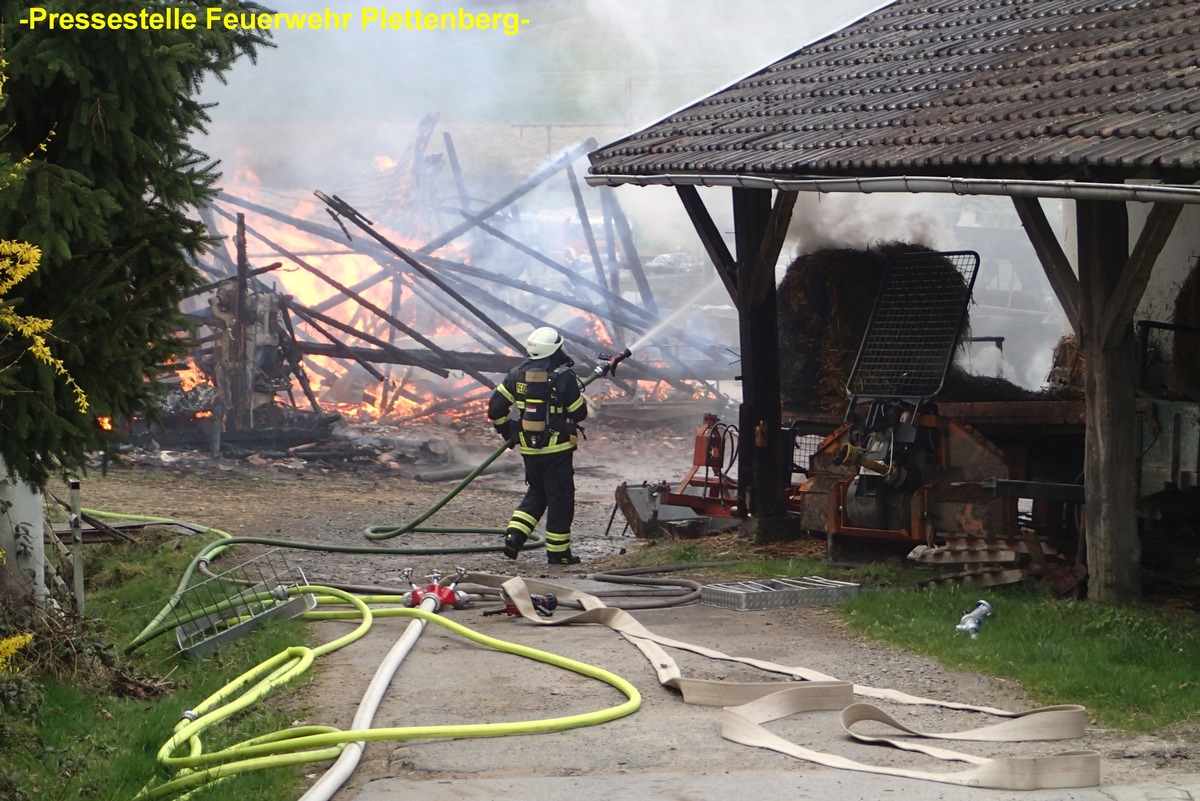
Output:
top-left (214, 205), bottom-right (497, 389)
top-left (293, 342), bottom-right (519, 375)
top-left (316, 190), bottom-right (526, 354)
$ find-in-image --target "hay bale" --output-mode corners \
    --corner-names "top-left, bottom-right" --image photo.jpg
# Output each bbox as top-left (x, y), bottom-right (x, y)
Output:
top-left (940, 366), bottom-right (1044, 402)
top-left (778, 242), bottom-right (967, 411)
top-left (1047, 333), bottom-right (1085, 391)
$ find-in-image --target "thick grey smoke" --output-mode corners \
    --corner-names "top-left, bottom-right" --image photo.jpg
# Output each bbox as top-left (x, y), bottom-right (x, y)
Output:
top-left (196, 0), bottom-right (885, 190)
top-left (193, 1), bottom-right (1066, 390)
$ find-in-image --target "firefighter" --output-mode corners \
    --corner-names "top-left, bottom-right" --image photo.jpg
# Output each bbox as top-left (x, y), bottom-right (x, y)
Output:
top-left (488, 326), bottom-right (588, 565)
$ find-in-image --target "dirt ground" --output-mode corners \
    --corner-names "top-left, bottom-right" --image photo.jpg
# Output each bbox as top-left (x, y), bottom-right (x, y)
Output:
top-left (75, 418), bottom-right (1200, 798)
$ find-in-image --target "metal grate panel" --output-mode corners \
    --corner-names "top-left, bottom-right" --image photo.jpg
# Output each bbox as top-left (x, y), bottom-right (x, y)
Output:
top-left (701, 576), bottom-right (860, 611)
top-left (170, 550), bottom-right (315, 657)
top-left (847, 251), bottom-right (979, 404)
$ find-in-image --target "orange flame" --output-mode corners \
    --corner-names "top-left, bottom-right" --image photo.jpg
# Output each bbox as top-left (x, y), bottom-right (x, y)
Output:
top-left (177, 358), bottom-right (211, 392)
top-left (95, 416), bottom-right (114, 432)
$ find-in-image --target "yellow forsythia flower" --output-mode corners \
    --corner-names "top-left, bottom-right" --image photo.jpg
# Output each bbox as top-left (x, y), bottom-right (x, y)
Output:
top-left (0, 632), bottom-right (33, 673)
top-left (0, 240), bottom-right (88, 414)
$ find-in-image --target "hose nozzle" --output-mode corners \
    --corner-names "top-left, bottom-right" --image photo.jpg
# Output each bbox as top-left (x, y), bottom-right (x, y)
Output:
top-left (593, 347), bottom-right (633, 379)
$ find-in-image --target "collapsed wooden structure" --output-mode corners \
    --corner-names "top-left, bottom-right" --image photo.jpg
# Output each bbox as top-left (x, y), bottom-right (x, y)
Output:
top-left (165, 118), bottom-right (740, 451)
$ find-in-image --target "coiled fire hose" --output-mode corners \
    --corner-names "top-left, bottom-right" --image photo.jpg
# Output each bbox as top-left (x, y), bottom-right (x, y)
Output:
top-left (100, 501), bottom-right (1098, 799)
top-left (127, 580), bottom-right (639, 801)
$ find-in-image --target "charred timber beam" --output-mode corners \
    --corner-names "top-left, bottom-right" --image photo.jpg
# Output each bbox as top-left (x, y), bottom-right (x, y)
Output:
top-left (604, 185), bottom-right (658, 315)
top-left (399, 270), bottom-right (509, 354)
top-left (443, 132), bottom-right (473, 213)
top-left (284, 303), bottom-right (389, 383)
top-left (429, 244), bottom-right (730, 367)
top-left (676, 185), bottom-right (737, 304)
top-left (294, 342), bottom-right (521, 375)
top-left (434, 274), bottom-right (723, 389)
top-left (316, 191), bottom-right (526, 354)
top-left (228, 214), bottom-right (252, 429)
top-left (567, 162), bottom-right (621, 347)
top-left (460, 213), bottom-right (656, 326)
top-left (305, 139), bottom-right (600, 305)
top-left (295, 326), bottom-right (730, 387)
top-left (1100, 201), bottom-right (1182, 350)
top-left (418, 252), bottom-right (653, 332)
top-left (416, 138), bottom-right (597, 257)
top-left (217, 188), bottom-right (652, 344)
top-left (278, 303), bottom-right (325, 416)
top-left (219, 191), bottom-right (351, 251)
top-left (199, 205), bottom-right (238, 276)
top-left (281, 298), bottom-right (452, 380)
top-left (218, 206), bottom-right (496, 388)
top-left (187, 262), bottom-right (283, 298)
top-left (379, 268), bottom-right (406, 414)
top-left (390, 388), bottom-right (493, 425)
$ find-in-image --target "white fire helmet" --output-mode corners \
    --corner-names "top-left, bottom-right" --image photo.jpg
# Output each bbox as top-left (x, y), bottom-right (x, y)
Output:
top-left (526, 326), bottom-right (564, 359)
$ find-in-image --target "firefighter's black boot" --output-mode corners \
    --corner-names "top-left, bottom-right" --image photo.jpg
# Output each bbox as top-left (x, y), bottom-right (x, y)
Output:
top-left (503, 530), bottom-right (527, 559)
top-left (546, 548), bottom-right (581, 566)
top-left (544, 530), bottom-right (579, 564)
top-left (503, 511), bottom-right (538, 559)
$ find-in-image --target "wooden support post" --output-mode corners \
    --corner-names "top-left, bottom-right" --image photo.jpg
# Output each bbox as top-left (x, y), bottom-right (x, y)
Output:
top-left (227, 213), bottom-right (252, 430)
top-left (1077, 198), bottom-right (1141, 601)
top-left (733, 187), bottom-right (788, 536)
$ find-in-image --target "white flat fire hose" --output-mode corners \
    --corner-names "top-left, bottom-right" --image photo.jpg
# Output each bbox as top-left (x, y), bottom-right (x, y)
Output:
top-left (299, 593), bottom-right (441, 801)
top-left (466, 572), bottom-right (1100, 791)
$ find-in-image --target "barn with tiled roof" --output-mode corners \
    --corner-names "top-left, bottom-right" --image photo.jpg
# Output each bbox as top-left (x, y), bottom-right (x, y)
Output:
top-left (590, 0), bottom-right (1200, 180)
top-left (588, 0), bottom-right (1200, 602)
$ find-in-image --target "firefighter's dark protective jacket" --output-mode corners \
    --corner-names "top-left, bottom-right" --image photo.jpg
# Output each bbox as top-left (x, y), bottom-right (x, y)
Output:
top-left (488, 354), bottom-right (587, 456)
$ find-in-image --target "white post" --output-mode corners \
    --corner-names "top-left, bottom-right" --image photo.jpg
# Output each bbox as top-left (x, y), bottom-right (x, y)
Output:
top-left (69, 479), bottom-right (84, 613)
top-left (0, 461), bottom-right (46, 609)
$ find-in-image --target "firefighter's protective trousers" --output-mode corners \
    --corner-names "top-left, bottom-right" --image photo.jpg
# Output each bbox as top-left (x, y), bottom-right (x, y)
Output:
top-left (505, 449), bottom-right (576, 555)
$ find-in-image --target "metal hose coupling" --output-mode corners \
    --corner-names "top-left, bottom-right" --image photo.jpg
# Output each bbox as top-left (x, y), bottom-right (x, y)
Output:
top-left (955, 599), bottom-right (993, 638)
